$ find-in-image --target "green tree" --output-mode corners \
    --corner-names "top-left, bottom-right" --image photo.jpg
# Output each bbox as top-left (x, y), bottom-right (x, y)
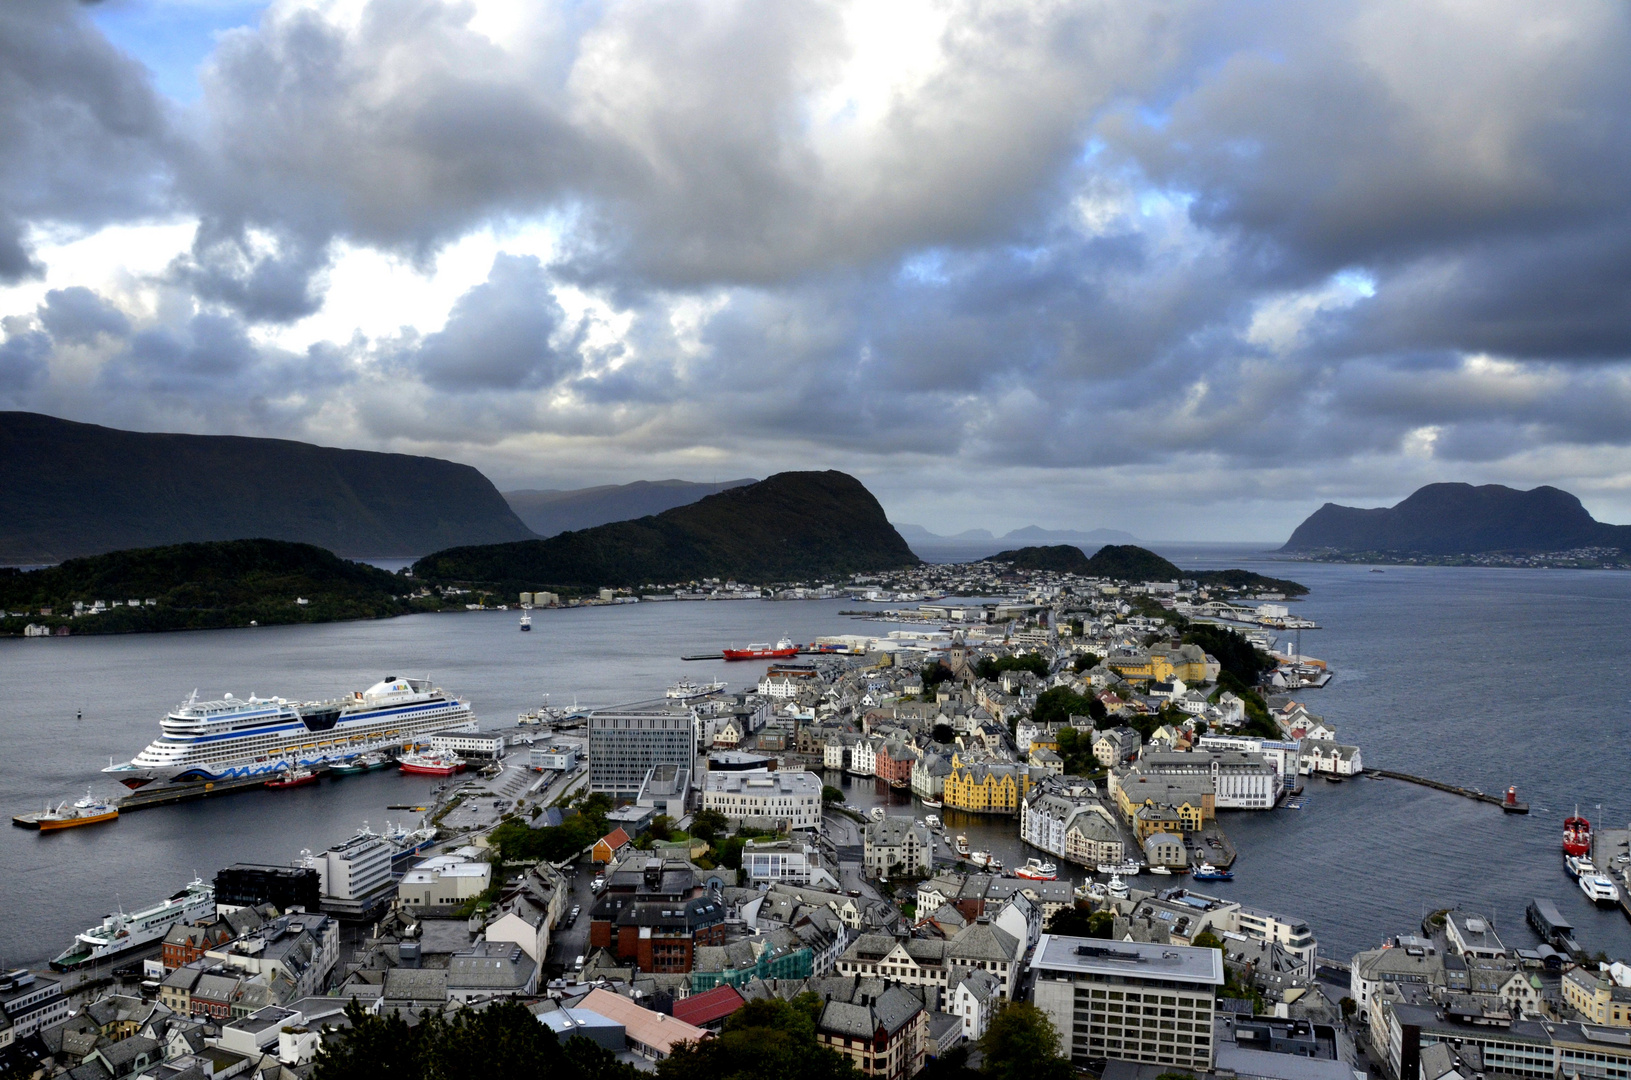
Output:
top-left (918, 1044), bottom-right (981, 1080)
top-left (979, 1002), bottom-right (1072, 1080)
top-left (975, 653), bottom-right (1049, 681)
top-left (822, 785), bottom-right (845, 803)
top-left (647, 814), bottom-right (675, 842)
top-left (691, 808), bottom-right (729, 842)
top-left (1031, 686), bottom-right (1097, 728)
top-left (1045, 904), bottom-right (1114, 939)
top-left (658, 995), bottom-right (860, 1080)
top-left (1071, 652), bottom-right (1102, 674)
top-left (1183, 624), bottom-right (1274, 684)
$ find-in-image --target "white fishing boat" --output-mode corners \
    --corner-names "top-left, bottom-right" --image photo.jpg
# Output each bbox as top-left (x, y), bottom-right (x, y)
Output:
top-left (1106, 874), bottom-right (1130, 900)
top-left (954, 835), bottom-right (971, 857)
top-left (924, 814), bottom-right (941, 829)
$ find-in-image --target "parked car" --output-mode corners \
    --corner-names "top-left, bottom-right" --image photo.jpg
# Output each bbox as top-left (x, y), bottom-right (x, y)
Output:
top-left (568, 904), bottom-right (581, 924)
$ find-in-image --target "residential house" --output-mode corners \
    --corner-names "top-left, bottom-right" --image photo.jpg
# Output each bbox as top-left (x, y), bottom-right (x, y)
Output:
top-left (815, 983), bottom-right (928, 1080)
top-left (863, 818), bottom-right (933, 877)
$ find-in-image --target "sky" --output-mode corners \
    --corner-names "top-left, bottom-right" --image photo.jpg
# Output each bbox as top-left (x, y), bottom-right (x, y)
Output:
top-left (2, 0), bottom-right (1631, 542)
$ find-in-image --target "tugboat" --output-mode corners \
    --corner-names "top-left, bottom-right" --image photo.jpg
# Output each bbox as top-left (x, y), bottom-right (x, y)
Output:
top-left (1192, 861), bottom-right (1234, 882)
top-left (1014, 858), bottom-right (1058, 881)
top-left (1564, 811), bottom-right (1593, 858)
top-left (264, 767), bottom-right (319, 789)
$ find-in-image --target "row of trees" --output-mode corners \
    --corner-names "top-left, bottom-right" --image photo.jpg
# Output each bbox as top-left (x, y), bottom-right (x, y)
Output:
top-left (313, 995), bottom-right (1074, 1080)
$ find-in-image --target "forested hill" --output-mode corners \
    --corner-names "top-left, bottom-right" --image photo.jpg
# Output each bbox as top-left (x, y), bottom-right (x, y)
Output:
top-left (1083, 544), bottom-right (1308, 596)
top-left (0, 539), bottom-right (440, 635)
top-left (414, 471), bottom-right (919, 589)
top-left (0, 411), bottom-right (534, 562)
top-left (986, 545), bottom-right (1094, 573)
top-left (1283, 482), bottom-right (1631, 555)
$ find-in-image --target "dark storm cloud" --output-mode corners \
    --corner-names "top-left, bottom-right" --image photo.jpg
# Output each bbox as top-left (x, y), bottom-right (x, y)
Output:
top-left (0, 4), bottom-right (171, 281)
top-left (411, 254), bottom-right (582, 391)
top-left (38, 286), bottom-right (131, 344)
top-left (11, 0), bottom-right (1631, 529)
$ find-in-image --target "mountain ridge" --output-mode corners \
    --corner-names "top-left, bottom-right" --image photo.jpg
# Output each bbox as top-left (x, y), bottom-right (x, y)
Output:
top-left (0, 412), bottom-right (534, 561)
top-left (1282, 483), bottom-right (1631, 554)
top-left (415, 471), bottom-right (919, 589)
top-left (503, 478), bottom-right (756, 537)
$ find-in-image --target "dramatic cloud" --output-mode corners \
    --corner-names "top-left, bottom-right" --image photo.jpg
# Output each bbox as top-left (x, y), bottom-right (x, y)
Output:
top-left (3, 0), bottom-right (1631, 538)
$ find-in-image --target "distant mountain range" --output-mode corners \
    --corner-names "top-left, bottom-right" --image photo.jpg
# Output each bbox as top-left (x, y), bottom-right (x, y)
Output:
top-left (0, 412), bottom-right (534, 562)
top-left (415, 471), bottom-right (919, 589)
top-left (893, 523), bottom-right (1138, 555)
top-left (1282, 483), bottom-right (1631, 555)
top-left (503, 478), bottom-right (756, 537)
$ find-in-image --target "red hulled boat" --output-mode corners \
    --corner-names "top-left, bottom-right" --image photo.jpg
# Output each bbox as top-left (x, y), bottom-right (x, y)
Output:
top-left (722, 637), bottom-right (799, 661)
top-left (264, 767), bottom-right (319, 789)
top-left (398, 750), bottom-right (465, 777)
top-left (1564, 812), bottom-right (1592, 858)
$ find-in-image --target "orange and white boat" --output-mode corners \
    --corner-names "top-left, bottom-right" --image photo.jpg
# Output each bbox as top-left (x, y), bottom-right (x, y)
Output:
top-left (13, 790), bottom-right (119, 831)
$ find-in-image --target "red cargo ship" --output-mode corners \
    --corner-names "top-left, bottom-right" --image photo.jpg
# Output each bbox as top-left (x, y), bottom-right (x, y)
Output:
top-left (722, 637), bottom-right (799, 661)
top-left (1564, 811), bottom-right (1592, 858)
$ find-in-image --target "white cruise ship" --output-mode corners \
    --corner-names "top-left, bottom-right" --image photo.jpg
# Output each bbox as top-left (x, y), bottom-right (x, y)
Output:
top-left (104, 676), bottom-right (476, 788)
top-left (52, 878), bottom-right (214, 969)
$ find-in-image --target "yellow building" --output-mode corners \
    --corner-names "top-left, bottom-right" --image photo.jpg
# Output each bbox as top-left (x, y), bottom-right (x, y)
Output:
top-left (1106, 643), bottom-right (1216, 684)
top-left (1114, 770), bottom-right (1214, 840)
top-left (944, 754), bottom-right (1027, 815)
top-left (1564, 967), bottom-right (1631, 1026)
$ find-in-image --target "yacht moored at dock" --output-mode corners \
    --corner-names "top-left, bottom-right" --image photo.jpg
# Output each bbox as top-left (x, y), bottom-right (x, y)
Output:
top-left (103, 677), bottom-right (476, 789)
top-left (1581, 869), bottom-right (1622, 907)
top-left (51, 878), bottom-right (214, 969)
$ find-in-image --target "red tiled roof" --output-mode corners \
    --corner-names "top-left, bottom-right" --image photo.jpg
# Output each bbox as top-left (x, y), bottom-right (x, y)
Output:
top-left (671, 985), bottom-right (746, 1027)
top-left (598, 827), bottom-right (631, 850)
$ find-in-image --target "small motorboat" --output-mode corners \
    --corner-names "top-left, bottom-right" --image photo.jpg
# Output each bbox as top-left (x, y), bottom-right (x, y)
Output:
top-left (1075, 880), bottom-right (1107, 902)
top-left (920, 798), bottom-right (943, 809)
top-left (1149, 865), bottom-right (1174, 876)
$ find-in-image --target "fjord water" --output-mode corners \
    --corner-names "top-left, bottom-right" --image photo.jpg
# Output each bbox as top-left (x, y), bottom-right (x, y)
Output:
top-left (4, 558), bottom-right (1631, 966)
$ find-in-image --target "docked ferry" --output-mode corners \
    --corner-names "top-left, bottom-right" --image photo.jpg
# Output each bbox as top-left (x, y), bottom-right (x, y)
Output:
top-left (52, 878), bottom-right (214, 969)
top-left (104, 676), bottom-right (476, 789)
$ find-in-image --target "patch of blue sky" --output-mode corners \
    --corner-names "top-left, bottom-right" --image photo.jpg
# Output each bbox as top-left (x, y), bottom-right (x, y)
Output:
top-left (1333, 268), bottom-right (1378, 298)
top-left (88, 0), bottom-right (269, 104)
top-left (898, 250), bottom-right (952, 286)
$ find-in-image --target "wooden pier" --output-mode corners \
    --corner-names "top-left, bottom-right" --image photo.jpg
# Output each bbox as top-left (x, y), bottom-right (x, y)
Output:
top-left (1368, 769), bottom-right (1529, 813)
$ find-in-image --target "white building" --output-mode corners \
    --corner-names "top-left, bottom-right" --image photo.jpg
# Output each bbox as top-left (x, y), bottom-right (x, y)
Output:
top-left (1299, 739), bottom-right (1363, 776)
top-left (310, 831), bottom-right (393, 902)
top-left (528, 745), bottom-right (579, 771)
top-left (758, 676), bottom-right (802, 700)
top-left (849, 738), bottom-right (877, 777)
top-left (398, 854), bottom-right (493, 908)
top-left (823, 736), bottom-right (849, 770)
top-left (1030, 935), bottom-right (1224, 1070)
top-left (949, 969), bottom-right (1001, 1040)
top-left (742, 838), bottom-right (825, 885)
top-left (430, 732), bottom-right (505, 759)
top-left (702, 769), bottom-right (824, 832)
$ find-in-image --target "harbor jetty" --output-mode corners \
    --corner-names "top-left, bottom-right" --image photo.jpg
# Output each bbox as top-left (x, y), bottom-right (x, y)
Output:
top-left (1369, 769), bottom-right (1529, 813)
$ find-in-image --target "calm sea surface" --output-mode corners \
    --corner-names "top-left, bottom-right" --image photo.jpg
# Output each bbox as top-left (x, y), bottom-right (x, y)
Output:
top-left (5, 554), bottom-right (1631, 966)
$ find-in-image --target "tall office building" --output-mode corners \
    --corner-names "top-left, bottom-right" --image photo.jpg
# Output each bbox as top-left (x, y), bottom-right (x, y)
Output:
top-left (589, 703), bottom-right (698, 798)
top-left (1030, 935), bottom-right (1224, 1071)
